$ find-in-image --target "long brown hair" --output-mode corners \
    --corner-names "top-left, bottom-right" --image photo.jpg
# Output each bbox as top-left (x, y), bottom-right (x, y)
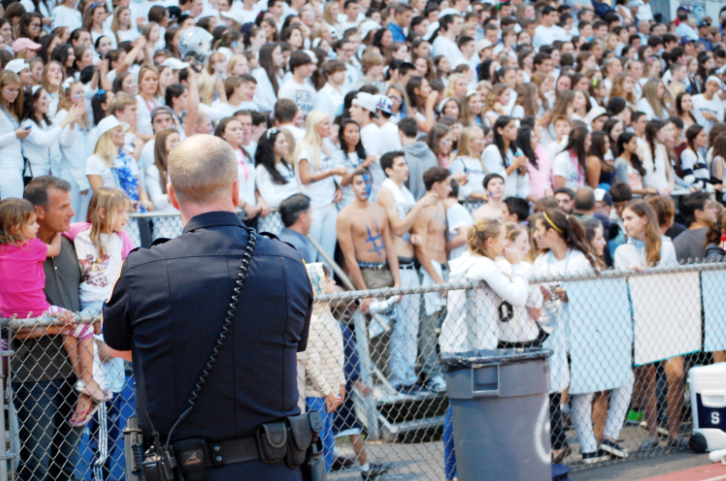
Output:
top-left (704, 209), bottom-right (726, 255)
top-left (537, 208), bottom-right (599, 271)
top-left (0, 198), bottom-right (36, 246)
top-left (624, 199), bottom-right (662, 267)
top-left (86, 187), bottom-right (131, 261)
top-left (153, 129), bottom-right (178, 195)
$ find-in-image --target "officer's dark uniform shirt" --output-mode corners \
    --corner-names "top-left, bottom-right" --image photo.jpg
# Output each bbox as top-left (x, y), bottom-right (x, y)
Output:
top-left (103, 212), bottom-right (313, 481)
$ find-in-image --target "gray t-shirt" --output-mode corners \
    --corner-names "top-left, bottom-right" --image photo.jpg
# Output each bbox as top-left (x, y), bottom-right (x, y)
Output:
top-left (673, 227), bottom-right (708, 262)
top-left (12, 237), bottom-right (81, 383)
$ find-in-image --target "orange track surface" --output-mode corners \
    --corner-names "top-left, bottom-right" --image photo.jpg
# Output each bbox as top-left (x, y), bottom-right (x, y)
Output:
top-left (639, 463), bottom-right (726, 481)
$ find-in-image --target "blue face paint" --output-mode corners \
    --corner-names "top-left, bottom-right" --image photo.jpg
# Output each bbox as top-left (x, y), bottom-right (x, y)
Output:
top-left (362, 174), bottom-right (372, 198)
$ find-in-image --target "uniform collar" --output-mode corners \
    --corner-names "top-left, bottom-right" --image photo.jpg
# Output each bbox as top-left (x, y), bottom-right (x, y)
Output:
top-left (183, 211), bottom-right (244, 234)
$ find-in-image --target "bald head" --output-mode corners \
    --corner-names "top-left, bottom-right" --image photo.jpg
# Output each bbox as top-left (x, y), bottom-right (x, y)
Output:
top-left (168, 135), bottom-right (237, 206)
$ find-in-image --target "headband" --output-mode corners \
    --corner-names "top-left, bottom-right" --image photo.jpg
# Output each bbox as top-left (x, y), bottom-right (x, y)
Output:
top-left (543, 212), bottom-right (563, 234)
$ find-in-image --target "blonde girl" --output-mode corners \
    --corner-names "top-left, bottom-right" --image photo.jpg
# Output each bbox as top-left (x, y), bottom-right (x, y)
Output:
top-left (86, 116), bottom-right (153, 212)
top-left (610, 72), bottom-right (637, 107)
top-left (0, 198), bottom-right (102, 427)
top-left (110, 6), bottom-right (139, 44)
top-left (443, 73), bottom-right (468, 99)
top-left (636, 79), bottom-right (671, 121)
top-left (41, 60), bottom-right (64, 117)
top-left (63, 188), bottom-right (135, 420)
top-left (322, 2), bottom-right (339, 32)
top-left (451, 126), bottom-right (487, 201)
top-left (227, 54), bottom-right (249, 77)
top-left (497, 222), bottom-right (545, 348)
top-left (440, 218), bottom-right (530, 480)
top-left (56, 78), bottom-right (93, 220)
top-left (135, 65), bottom-right (162, 137)
top-left (294, 111), bottom-right (347, 260)
top-left (205, 51), bottom-right (228, 80)
top-left (482, 83), bottom-right (510, 128)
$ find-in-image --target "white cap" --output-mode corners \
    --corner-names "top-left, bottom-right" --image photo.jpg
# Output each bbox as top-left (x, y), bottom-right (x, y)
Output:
top-left (627, 0), bottom-right (644, 7)
top-left (476, 39), bottom-right (493, 51)
top-left (706, 75), bottom-right (724, 89)
top-left (5, 59), bottom-right (29, 74)
top-left (161, 57), bottom-right (191, 70)
top-left (352, 92), bottom-right (380, 116)
top-left (220, 10), bottom-right (252, 25)
top-left (438, 8), bottom-right (463, 17)
top-left (585, 105), bottom-right (608, 125)
top-left (375, 95), bottom-right (393, 114)
top-left (97, 116), bottom-right (122, 137)
top-left (360, 20), bottom-right (379, 40)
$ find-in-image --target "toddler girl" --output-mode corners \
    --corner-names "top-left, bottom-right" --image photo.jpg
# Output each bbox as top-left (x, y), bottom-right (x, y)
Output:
top-left (0, 199), bottom-right (92, 423)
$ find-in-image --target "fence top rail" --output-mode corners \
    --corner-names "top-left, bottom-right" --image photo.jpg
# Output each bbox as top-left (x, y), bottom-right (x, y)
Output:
top-left (314, 260), bottom-right (726, 302)
top-left (3, 262), bottom-right (725, 324)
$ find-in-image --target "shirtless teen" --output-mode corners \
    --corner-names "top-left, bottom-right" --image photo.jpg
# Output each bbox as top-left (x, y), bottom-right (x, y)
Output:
top-left (412, 167), bottom-right (452, 392)
top-left (337, 168), bottom-right (401, 312)
top-left (377, 151), bottom-right (439, 392)
top-left (472, 173), bottom-right (506, 221)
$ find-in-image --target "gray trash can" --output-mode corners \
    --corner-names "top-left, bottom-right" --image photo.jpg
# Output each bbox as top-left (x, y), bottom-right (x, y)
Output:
top-left (442, 348), bottom-right (553, 481)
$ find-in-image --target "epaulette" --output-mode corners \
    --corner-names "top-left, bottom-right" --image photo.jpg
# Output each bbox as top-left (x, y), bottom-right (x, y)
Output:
top-left (150, 237), bottom-right (171, 247)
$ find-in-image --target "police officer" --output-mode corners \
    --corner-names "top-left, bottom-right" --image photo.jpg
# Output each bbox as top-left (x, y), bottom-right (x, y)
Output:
top-left (103, 135), bottom-right (314, 480)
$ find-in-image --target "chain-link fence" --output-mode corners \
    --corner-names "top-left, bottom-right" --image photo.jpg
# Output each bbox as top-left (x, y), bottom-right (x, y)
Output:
top-left (3, 259), bottom-right (726, 480)
top-left (126, 210), bottom-right (285, 247)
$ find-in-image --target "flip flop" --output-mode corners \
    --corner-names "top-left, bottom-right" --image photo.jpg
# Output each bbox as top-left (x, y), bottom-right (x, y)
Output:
top-left (77, 386), bottom-right (111, 403)
top-left (69, 402), bottom-right (100, 427)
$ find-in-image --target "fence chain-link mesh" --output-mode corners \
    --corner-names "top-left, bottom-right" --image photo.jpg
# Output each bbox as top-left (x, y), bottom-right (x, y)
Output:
top-left (4, 236), bottom-right (726, 479)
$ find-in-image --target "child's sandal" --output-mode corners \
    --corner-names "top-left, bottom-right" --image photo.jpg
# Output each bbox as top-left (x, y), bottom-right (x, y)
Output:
top-left (69, 403), bottom-right (100, 427)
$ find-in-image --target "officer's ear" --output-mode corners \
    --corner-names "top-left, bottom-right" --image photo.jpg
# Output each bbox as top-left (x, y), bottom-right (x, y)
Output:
top-left (231, 178), bottom-right (240, 208)
top-left (168, 183), bottom-right (181, 211)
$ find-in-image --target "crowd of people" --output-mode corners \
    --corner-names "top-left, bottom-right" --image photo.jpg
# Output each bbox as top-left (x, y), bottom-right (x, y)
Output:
top-left (0, 0), bottom-right (725, 477)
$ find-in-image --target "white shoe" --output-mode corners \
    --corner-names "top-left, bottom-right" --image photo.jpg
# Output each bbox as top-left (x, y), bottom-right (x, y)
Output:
top-left (426, 375), bottom-right (447, 392)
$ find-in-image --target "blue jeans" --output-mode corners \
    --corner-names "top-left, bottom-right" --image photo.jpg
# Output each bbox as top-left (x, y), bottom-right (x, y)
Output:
top-left (13, 378), bottom-right (82, 481)
top-left (305, 397), bottom-right (334, 473)
top-left (87, 392), bottom-right (123, 481)
top-left (389, 268), bottom-right (421, 387)
top-left (443, 404), bottom-right (457, 480)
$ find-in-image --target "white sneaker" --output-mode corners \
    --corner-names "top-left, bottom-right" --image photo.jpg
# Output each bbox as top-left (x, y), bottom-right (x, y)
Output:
top-left (426, 375), bottom-right (447, 392)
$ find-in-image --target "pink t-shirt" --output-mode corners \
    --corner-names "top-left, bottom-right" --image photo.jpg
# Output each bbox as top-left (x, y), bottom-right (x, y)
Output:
top-left (0, 238), bottom-right (50, 318)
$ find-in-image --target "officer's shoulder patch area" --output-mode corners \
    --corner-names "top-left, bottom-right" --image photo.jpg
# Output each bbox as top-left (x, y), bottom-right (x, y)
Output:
top-left (150, 237), bottom-right (171, 247)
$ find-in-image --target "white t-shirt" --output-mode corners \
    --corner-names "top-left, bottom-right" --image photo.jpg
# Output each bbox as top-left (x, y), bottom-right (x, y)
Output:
top-left (145, 164), bottom-right (177, 213)
top-left (278, 78), bottom-right (317, 117)
top-left (313, 83), bottom-right (345, 121)
top-left (75, 229), bottom-right (123, 303)
top-left (446, 203), bottom-right (474, 260)
top-left (432, 36), bottom-right (462, 64)
top-left (692, 94), bottom-right (725, 134)
top-left (136, 95), bottom-right (162, 137)
top-left (359, 122), bottom-right (386, 199)
top-left (296, 144), bottom-right (336, 210)
top-left (281, 124), bottom-right (306, 144)
top-left (450, 156), bottom-right (487, 199)
top-left (552, 150), bottom-right (584, 191)
top-left (532, 25), bottom-right (569, 50)
top-left (234, 147), bottom-right (257, 207)
top-left (255, 162), bottom-right (299, 208)
top-left (86, 154), bottom-right (118, 188)
top-left (51, 5), bottom-right (82, 31)
top-left (116, 28), bottom-right (140, 43)
top-left (482, 144), bottom-right (531, 198)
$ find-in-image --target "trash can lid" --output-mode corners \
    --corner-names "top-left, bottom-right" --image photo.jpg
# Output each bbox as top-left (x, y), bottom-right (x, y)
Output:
top-left (440, 348), bottom-right (552, 368)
